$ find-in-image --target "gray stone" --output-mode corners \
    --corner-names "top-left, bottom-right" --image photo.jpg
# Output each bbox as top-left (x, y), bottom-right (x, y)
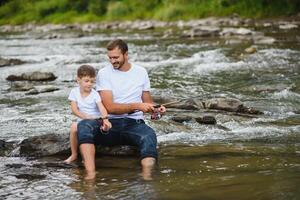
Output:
top-left (171, 115), bottom-right (193, 123)
top-left (9, 82), bottom-right (34, 91)
top-left (195, 115), bottom-right (217, 125)
top-left (0, 57), bottom-right (25, 67)
top-left (19, 133), bottom-right (69, 157)
top-left (203, 98), bottom-right (243, 112)
top-left (6, 71), bottom-right (57, 82)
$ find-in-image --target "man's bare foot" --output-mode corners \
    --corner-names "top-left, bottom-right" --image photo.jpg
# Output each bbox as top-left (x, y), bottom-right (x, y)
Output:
top-left (84, 171), bottom-right (96, 180)
top-left (141, 157), bottom-right (156, 181)
top-left (64, 155), bottom-right (78, 164)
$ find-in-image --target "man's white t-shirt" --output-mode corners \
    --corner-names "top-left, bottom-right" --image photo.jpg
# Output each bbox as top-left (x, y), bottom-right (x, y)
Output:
top-left (96, 64), bottom-right (150, 120)
top-left (68, 87), bottom-right (102, 121)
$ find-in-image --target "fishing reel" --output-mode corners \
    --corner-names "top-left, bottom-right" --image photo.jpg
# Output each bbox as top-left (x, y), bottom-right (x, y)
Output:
top-left (151, 105), bottom-right (162, 120)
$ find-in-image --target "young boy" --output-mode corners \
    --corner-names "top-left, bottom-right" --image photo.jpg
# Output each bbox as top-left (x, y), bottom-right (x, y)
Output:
top-left (64, 65), bottom-right (111, 163)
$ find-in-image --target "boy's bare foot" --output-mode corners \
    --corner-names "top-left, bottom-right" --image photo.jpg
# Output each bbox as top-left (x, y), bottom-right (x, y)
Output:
top-left (64, 155), bottom-right (78, 164)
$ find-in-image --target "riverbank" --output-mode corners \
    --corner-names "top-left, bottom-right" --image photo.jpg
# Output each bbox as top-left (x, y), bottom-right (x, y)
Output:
top-left (0, 0), bottom-right (300, 25)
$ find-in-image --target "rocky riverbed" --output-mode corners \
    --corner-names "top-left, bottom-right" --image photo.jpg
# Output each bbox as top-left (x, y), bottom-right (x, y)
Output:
top-left (0, 16), bottom-right (299, 199)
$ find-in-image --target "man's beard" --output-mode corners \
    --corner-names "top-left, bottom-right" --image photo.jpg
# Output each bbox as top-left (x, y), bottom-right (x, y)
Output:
top-left (112, 60), bottom-right (125, 70)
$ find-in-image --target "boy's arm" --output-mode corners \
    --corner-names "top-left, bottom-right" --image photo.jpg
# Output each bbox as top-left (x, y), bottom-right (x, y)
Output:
top-left (96, 101), bottom-right (112, 131)
top-left (70, 101), bottom-right (93, 119)
top-left (99, 90), bottom-right (154, 114)
top-left (96, 101), bottom-right (109, 118)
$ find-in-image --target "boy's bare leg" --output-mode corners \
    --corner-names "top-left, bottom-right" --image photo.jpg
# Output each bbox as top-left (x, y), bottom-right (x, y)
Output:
top-left (141, 157), bottom-right (156, 180)
top-left (64, 122), bottom-right (78, 163)
top-left (80, 143), bottom-right (96, 180)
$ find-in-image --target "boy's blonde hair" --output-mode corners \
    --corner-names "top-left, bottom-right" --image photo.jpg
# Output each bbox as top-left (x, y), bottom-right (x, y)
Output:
top-left (77, 65), bottom-right (96, 78)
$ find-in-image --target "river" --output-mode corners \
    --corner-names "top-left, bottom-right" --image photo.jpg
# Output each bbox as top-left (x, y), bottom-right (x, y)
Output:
top-left (0, 20), bottom-right (299, 199)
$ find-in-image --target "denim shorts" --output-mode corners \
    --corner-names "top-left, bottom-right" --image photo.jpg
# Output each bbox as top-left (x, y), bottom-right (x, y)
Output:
top-left (77, 118), bottom-right (158, 159)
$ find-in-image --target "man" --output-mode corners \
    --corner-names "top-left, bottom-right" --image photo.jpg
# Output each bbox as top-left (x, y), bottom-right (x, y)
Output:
top-left (77, 39), bottom-right (166, 180)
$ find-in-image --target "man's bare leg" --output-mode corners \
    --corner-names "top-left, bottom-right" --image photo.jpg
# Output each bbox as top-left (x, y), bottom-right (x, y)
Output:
top-left (80, 144), bottom-right (96, 180)
top-left (141, 157), bottom-right (156, 180)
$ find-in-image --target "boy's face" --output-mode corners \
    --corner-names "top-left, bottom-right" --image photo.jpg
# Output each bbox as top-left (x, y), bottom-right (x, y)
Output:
top-left (77, 76), bottom-right (96, 93)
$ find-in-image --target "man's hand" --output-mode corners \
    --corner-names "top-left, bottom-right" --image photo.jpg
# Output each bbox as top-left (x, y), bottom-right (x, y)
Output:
top-left (137, 103), bottom-right (155, 113)
top-left (157, 105), bottom-right (166, 115)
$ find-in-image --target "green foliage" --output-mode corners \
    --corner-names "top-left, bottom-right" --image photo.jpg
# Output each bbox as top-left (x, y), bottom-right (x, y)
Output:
top-left (0, 0), bottom-right (299, 24)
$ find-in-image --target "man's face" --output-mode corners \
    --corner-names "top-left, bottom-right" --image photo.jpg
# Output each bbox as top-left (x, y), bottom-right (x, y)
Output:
top-left (107, 48), bottom-right (128, 70)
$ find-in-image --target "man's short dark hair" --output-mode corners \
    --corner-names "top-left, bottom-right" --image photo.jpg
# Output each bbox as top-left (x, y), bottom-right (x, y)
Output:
top-left (107, 39), bottom-right (128, 54)
top-left (77, 65), bottom-right (96, 78)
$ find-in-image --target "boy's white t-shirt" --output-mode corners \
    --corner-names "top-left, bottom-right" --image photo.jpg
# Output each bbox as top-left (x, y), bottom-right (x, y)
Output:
top-left (68, 87), bottom-right (102, 121)
top-left (96, 64), bottom-right (150, 120)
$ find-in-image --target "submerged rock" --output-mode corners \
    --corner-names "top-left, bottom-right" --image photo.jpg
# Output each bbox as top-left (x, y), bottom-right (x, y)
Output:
top-left (9, 82), bottom-right (35, 91)
top-left (26, 85), bottom-right (59, 95)
top-left (195, 115), bottom-right (217, 125)
top-left (0, 139), bottom-right (5, 149)
top-left (171, 115), bottom-right (193, 123)
top-left (6, 71), bottom-right (57, 82)
top-left (0, 57), bottom-right (26, 67)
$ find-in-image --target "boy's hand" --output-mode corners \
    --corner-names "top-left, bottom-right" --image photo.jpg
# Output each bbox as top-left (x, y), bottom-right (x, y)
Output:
top-left (101, 119), bottom-right (112, 132)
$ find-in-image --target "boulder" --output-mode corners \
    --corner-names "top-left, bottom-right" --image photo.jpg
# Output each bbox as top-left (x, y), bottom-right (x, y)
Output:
top-left (19, 133), bottom-right (69, 157)
top-left (203, 98), bottom-right (243, 112)
top-left (10, 133), bottom-right (138, 157)
top-left (6, 71), bottom-right (57, 82)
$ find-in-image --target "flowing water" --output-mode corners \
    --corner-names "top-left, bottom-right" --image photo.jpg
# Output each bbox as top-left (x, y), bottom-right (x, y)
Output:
top-left (0, 23), bottom-right (300, 199)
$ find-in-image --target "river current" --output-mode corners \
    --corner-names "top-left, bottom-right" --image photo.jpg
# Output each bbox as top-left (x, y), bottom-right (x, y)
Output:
top-left (0, 22), bottom-right (299, 199)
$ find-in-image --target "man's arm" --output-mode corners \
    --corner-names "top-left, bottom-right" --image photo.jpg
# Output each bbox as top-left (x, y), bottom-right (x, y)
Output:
top-left (141, 91), bottom-right (154, 104)
top-left (100, 90), bottom-right (154, 114)
top-left (142, 91), bottom-right (167, 114)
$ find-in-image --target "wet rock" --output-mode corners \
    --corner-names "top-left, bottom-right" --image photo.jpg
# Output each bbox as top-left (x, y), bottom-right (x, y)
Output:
top-left (220, 27), bottom-right (254, 36)
top-left (33, 162), bottom-right (76, 169)
top-left (195, 115), bottom-right (217, 125)
top-left (15, 174), bottom-right (46, 180)
top-left (16, 133), bottom-right (139, 157)
top-left (253, 36), bottom-right (276, 44)
top-left (19, 133), bottom-right (69, 157)
top-left (166, 98), bottom-right (203, 110)
top-left (6, 71), bottom-right (57, 82)
top-left (279, 23), bottom-right (298, 30)
top-left (0, 139), bottom-right (5, 149)
top-left (0, 57), bottom-right (26, 67)
top-left (203, 98), bottom-right (243, 112)
top-left (151, 120), bottom-right (191, 133)
top-left (9, 82), bottom-right (34, 91)
top-left (237, 107), bottom-right (263, 115)
top-left (97, 146), bottom-right (138, 156)
top-left (244, 46), bottom-right (257, 54)
top-left (171, 115), bottom-right (193, 123)
top-left (5, 163), bottom-right (26, 168)
top-left (26, 85), bottom-right (59, 95)
top-left (183, 26), bottom-right (220, 38)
